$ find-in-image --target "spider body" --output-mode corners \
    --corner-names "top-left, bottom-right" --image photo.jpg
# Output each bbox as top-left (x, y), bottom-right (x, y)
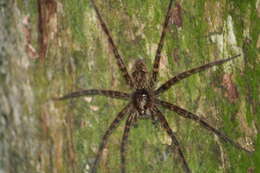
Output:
top-left (55, 0), bottom-right (253, 172)
top-left (131, 59), bottom-right (155, 115)
top-left (132, 88), bottom-right (153, 115)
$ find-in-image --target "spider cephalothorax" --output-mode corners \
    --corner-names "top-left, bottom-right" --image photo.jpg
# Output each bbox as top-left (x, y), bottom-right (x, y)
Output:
top-left (132, 88), bottom-right (153, 115)
top-left (55, 0), bottom-right (253, 173)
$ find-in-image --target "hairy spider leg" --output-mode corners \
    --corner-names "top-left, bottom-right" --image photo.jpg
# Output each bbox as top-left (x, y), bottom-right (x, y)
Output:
top-left (120, 113), bottom-right (137, 173)
top-left (152, 107), bottom-right (191, 173)
top-left (91, 103), bottom-right (132, 173)
top-left (150, 0), bottom-right (174, 89)
top-left (53, 89), bottom-right (130, 101)
top-left (90, 0), bottom-right (134, 88)
top-left (155, 54), bottom-right (240, 95)
top-left (155, 99), bottom-right (252, 153)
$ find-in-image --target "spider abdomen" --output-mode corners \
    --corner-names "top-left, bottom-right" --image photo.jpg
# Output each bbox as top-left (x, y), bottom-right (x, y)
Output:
top-left (132, 59), bottom-right (148, 89)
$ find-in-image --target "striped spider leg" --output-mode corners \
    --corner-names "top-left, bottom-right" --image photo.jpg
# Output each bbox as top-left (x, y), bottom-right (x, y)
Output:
top-left (90, 103), bottom-right (133, 173)
top-left (154, 99), bottom-right (252, 153)
top-left (90, 0), bottom-right (134, 88)
top-left (120, 113), bottom-right (138, 173)
top-left (150, 0), bottom-right (175, 89)
top-left (154, 54), bottom-right (241, 95)
top-left (53, 89), bottom-right (130, 101)
top-left (54, 89), bottom-right (133, 173)
top-left (151, 106), bottom-right (191, 173)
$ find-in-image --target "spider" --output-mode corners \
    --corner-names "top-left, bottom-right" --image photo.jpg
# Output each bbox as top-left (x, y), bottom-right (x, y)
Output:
top-left (55, 0), bottom-right (252, 172)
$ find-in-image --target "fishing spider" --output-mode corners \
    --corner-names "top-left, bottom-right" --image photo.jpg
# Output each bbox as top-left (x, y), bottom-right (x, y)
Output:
top-left (56, 0), bottom-right (252, 172)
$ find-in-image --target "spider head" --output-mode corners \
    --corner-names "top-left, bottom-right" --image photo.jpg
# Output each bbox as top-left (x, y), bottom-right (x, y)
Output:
top-left (132, 89), bottom-right (153, 115)
top-left (132, 59), bottom-right (148, 89)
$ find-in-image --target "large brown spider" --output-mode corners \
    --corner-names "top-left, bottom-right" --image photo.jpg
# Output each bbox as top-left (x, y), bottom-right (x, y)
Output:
top-left (56, 0), bottom-right (252, 172)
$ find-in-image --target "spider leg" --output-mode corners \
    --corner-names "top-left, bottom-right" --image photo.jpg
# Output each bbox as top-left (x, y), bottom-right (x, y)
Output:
top-left (91, 103), bottom-right (133, 173)
top-left (155, 54), bottom-right (240, 95)
top-left (53, 89), bottom-right (130, 101)
top-left (120, 113), bottom-right (137, 173)
top-left (152, 106), bottom-right (191, 173)
top-left (149, 0), bottom-right (174, 89)
top-left (155, 99), bottom-right (252, 153)
top-left (90, 0), bottom-right (134, 88)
